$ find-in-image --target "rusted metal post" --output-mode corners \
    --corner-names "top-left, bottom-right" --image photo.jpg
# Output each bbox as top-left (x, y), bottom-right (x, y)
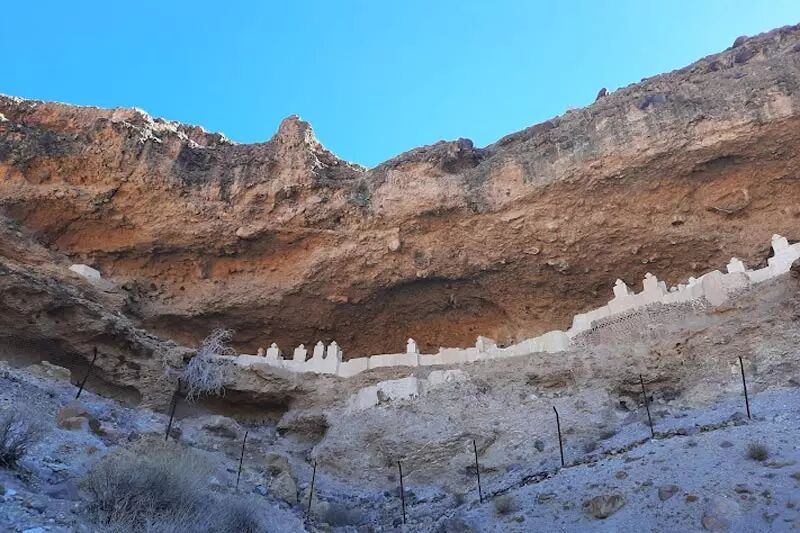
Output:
top-left (236, 430), bottom-right (248, 490)
top-left (553, 406), bottom-right (565, 467)
top-left (397, 461), bottom-right (406, 524)
top-left (739, 356), bottom-right (751, 419)
top-left (307, 461), bottom-right (317, 515)
top-left (164, 380), bottom-right (181, 442)
top-left (640, 374), bottom-right (655, 438)
top-left (473, 439), bottom-right (483, 503)
top-left (75, 347), bottom-right (98, 399)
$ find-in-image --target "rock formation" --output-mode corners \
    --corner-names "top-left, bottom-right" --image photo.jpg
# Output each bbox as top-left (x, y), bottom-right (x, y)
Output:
top-left (2, 25), bottom-right (800, 365)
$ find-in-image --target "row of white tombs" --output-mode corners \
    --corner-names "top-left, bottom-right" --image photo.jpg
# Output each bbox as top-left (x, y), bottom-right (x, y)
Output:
top-left (218, 234), bottom-right (800, 379)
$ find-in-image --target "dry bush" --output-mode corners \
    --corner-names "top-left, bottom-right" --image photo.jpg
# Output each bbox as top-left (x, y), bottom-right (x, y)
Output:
top-left (747, 441), bottom-right (769, 461)
top-left (493, 494), bottom-right (517, 515)
top-left (172, 329), bottom-right (236, 402)
top-left (82, 439), bottom-right (263, 532)
top-left (319, 501), bottom-right (366, 527)
top-left (0, 410), bottom-right (39, 469)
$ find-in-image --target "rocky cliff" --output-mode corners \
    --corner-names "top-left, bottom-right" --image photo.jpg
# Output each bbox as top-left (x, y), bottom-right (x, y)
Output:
top-left (2, 25), bottom-right (800, 359)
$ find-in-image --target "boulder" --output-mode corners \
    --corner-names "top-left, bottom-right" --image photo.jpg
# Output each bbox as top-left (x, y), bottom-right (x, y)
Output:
top-left (25, 361), bottom-right (71, 382)
top-left (260, 452), bottom-right (291, 476)
top-left (57, 400), bottom-right (101, 433)
top-left (702, 496), bottom-right (741, 531)
top-left (69, 264), bottom-right (102, 282)
top-left (270, 471), bottom-right (298, 504)
top-left (200, 415), bottom-right (242, 439)
top-left (584, 494), bottom-right (625, 519)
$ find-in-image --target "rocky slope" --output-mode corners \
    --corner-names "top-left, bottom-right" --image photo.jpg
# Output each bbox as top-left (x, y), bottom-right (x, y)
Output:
top-left (3, 26), bottom-right (800, 358)
top-left (3, 266), bottom-right (800, 531)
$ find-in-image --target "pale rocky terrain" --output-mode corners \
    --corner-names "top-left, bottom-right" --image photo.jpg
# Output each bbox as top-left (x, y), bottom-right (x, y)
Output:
top-left (2, 22), bottom-right (800, 533)
top-left (2, 267), bottom-right (800, 531)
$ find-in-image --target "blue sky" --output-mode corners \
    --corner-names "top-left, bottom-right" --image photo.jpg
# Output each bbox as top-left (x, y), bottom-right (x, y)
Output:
top-left (3, 1), bottom-right (799, 167)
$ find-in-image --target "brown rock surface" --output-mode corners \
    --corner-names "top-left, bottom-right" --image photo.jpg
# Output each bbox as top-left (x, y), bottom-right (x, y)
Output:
top-left (2, 25), bottom-right (800, 361)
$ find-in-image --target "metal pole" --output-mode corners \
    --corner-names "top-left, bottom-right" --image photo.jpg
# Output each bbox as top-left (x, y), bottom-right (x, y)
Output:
top-left (473, 439), bottom-right (483, 503)
top-left (739, 356), bottom-right (751, 419)
top-left (640, 374), bottom-right (655, 438)
top-left (236, 431), bottom-right (248, 491)
top-left (307, 461), bottom-right (317, 515)
top-left (398, 461), bottom-right (406, 524)
top-left (165, 380), bottom-right (181, 442)
top-left (75, 347), bottom-right (98, 399)
top-left (553, 406), bottom-right (565, 467)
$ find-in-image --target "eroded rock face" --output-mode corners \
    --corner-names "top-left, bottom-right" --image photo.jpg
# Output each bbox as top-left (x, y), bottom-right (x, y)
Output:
top-left (2, 26), bottom-right (800, 358)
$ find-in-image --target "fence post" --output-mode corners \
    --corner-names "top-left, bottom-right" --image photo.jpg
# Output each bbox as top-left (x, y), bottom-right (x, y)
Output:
top-left (236, 430), bottom-right (248, 491)
top-left (473, 439), bottom-right (483, 503)
top-left (75, 347), bottom-right (98, 399)
top-left (738, 356), bottom-right (751, 419)
top-left (307, 461), bottom-right (317, 515)
top-left (553, 406), bottom-right (565, 467)
top-left (164, 380), bottom-right (181, 442)
top-left (397, 461), bottom-right (406, 524)
top-left (640, 374), bottom-right (655, 438)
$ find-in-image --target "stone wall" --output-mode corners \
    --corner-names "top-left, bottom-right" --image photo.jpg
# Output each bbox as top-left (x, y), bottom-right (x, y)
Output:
top-left (226, 234), bottom-right (800, 379)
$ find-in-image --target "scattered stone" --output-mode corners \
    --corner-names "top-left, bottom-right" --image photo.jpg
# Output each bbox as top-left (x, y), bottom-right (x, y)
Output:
top-left (584, 494), bottom-right (625, 519)
top-left (537, 492), bottom-right (557, 504)
top-left (686, 494), bottom-right (699, 503)
top-left (702, 496), bottom-right (741, 531)
top-left (658, 485), bottom-right (680, 501)
top-left (719, 441), bottom-right (734, 448)
top-left (615, 470), bottom-right (628, 480)
top-left (534, 440), bottom-right (545, 452)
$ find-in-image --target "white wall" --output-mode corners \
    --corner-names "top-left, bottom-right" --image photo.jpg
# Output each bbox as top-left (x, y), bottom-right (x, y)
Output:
top-left (225, 236), bottom-right (799, 380)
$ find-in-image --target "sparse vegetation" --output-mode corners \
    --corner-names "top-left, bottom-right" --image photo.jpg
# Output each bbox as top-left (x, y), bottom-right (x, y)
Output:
top-left (173, 328), bottom-right (236, 402)
top-left (747, 441), bottom-right (769, 461)
top-left (318, 501), bottom-right (366, 527)
top-left (0, 410), bottom-right (39, 469)
top-left (82, 439), bottom-right (263, 532)
top-left (493, 494), bottom-right (517, 515)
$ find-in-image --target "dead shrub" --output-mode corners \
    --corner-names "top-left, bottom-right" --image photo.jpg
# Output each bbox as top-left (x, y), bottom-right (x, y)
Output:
top-left (746, 441), bottom-right (769, 461)
top-left (493, 493), bottom-right (517, 515)
top-left (171, 329), bottom-right (236, 402)
top-left (0, 410), bottom-right (40, 469)
top-left (82, 439), bottom-right (263, 532)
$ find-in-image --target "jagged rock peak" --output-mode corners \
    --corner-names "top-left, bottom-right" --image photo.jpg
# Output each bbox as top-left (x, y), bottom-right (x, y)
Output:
top-left (272, 114), bottom-right (320, 148)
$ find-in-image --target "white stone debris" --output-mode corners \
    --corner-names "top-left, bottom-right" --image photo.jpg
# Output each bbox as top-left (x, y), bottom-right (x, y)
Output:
top-left (68, 264), bottom-right (102, 282)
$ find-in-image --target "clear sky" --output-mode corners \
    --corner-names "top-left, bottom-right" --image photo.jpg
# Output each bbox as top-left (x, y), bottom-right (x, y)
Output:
top-left (3, 1), bottom-right (799, 167)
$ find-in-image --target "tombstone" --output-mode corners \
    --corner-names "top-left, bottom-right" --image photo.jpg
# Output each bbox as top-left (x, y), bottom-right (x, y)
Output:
top-left (612, 279), bottom-right (633, 298)
top-left (265, 343), bottom-right (281, 360)
top-left (312, 341), bottom-right (325, 359)
top-left (772, 234), bottom-right (790, 253)
top-left (326, 341), bottom-right (342, 360)
top-left (257, 347), bottom-right (266, 357)
top-left (727, 257), bottom-right (746, 273)
top-left (293, 344), bottom-right (308, 362)
top-left (475, 336), bottom-right (497, 353)
top-left (406, 338), bottom-right (419, 354)
top-left (642, 273), bottom-right (667, 295)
